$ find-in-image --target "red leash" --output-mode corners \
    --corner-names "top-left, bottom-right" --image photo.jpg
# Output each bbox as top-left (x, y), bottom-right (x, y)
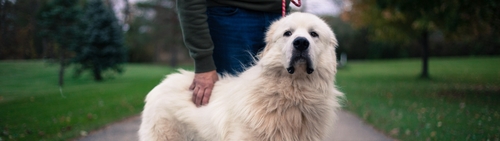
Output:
top-left (282, 0), bottom-right (301, 17)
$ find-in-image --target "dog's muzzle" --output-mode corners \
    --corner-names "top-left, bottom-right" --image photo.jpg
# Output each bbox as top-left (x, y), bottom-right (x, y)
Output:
top-left (293, 37), bottom-right (309, 51)
top-left (286, 37), bottom-right (314, 74)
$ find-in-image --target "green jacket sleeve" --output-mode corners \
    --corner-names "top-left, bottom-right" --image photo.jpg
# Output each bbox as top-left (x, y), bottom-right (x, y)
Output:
top-left (177, 0), bottom-right (215, 73)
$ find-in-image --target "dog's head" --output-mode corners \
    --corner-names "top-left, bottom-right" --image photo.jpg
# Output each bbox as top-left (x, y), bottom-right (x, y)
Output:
top-left (260, 12), bottom-right (338, 75)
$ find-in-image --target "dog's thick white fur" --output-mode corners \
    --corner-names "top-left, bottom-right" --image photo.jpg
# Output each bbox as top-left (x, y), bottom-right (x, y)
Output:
top-left (139, 12), bottom-right (343, 141)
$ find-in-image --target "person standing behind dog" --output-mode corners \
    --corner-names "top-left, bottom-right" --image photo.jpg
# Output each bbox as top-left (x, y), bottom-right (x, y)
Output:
top-left (177, 0), bottom-right (293, 107)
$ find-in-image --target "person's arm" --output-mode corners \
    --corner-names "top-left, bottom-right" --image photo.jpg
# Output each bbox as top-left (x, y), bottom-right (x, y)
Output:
top-left (177, 0), bottom-right (218, 107)
top-left (177, 0), bottom-right (215, 73)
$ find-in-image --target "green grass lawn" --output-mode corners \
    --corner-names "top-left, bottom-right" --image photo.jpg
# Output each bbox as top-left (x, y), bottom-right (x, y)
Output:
top-left (0, 57), bottom-right (499, 141)
top-left (0, 60), bottom-right (184, 141)
top-left (337, 57), bottom-right (500, 141)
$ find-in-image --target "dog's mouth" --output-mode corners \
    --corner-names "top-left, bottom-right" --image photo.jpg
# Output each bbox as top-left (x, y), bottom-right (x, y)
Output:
top-left (286, 37), bottom-right (314, 74)
top-left (286, 54), bottom-right (314, 74)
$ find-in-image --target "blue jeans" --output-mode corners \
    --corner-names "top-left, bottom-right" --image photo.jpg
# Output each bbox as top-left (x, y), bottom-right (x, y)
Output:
top-left (207, 7), bottom-right (281, 75)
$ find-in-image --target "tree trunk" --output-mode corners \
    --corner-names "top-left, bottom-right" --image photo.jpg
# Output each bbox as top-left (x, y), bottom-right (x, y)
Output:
top-left (154, 43), bottom-right (161, 62)
top-left (170, 45), bottom-right (178, 67)
top-left (58, 48), bottom-right (65, 86)
top-left (0, 3), bottom-right (6, 50)
top-left (420, 30), bottom-right (430, 79)
top-left (123, 0), bottom-right (130, 23)
top-left (105, 0), bottom-right (113, 10)
top-left (93, 67), bottom-right (103, 81)
top-left (33, 1), bottom-right (43, 57)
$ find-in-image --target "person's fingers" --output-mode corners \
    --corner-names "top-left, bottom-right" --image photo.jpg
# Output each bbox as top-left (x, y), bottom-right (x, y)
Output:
top-left (202, 87), bottom-right (212, 106)
top-left (189, 82), bottom-right (195, 90)
top-left (191, 70), bottom-right (218, 107)
top-left (195, 88), bottom-right (205, 107)
top-left (192, 86), bottom-right (200, 106)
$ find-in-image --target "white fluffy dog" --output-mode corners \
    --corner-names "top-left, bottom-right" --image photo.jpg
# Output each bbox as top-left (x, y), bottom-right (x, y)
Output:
top-left (139, 12), bottom-right (343, 141)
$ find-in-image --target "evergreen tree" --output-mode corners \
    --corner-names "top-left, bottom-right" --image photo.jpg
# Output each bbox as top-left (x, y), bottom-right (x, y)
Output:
top-left (75, 0), bottom-right (127, 81)
top-left (37, 0), bottom-right (84, 86)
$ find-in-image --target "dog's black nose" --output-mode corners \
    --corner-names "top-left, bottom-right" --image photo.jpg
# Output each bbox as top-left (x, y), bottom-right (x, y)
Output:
top-left (293, 37), bottom-right (309, 51)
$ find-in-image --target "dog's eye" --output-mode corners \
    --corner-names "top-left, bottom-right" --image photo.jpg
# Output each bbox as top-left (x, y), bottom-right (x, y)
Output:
top-left (310, 31), bottom-right (319, 37)
top-left (283, 31), bottom-right (292, 37)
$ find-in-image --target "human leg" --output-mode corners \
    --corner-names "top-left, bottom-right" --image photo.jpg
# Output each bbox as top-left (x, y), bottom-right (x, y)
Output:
top-left (207, 7), bottom-right (281, 75)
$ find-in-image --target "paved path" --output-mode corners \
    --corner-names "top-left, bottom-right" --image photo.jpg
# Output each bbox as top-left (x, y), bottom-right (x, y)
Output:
top-left (76, 110), bottom-right (393, 141)
top-left (326, 110), bottom-right (394, 141)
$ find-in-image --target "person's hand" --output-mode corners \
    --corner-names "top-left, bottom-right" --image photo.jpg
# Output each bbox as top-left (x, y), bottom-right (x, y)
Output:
top-left (190, 70), bottom-right (219, 107)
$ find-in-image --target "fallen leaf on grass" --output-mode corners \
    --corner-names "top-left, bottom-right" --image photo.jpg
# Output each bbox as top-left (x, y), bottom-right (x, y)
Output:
top-left (431, 131), bottom-right (436, 137)
top-left (390, 128), bottom-right (399, 136)
top-left (80, 130), bottom-right (88, 136)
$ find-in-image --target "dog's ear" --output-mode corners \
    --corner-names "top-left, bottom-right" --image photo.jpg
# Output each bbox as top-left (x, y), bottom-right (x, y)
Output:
top-left (264, 21), bottom-right (277, 44)
top-left (260, 19), bottom-right (281, 59)
top-left (265, 19), bottom-right (282, 44)
top-left (331, 36), bottom-right (338, 48)
top-left (258, 43), bottom-right (272, 59)
top-left (329, 29), bottom-right (338, 48)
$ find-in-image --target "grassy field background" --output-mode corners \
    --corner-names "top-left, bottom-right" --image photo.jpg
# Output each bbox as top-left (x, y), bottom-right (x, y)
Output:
top-left (0, 57), bottom-right (499, 141)
top-left (0, 61), bottom-right (183, 140)
top-left (338, 57), bottom-right (500, 141)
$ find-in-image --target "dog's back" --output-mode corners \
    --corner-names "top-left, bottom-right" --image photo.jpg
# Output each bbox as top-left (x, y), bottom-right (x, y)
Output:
top-left (139, 69), bottom-right (260, 140)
